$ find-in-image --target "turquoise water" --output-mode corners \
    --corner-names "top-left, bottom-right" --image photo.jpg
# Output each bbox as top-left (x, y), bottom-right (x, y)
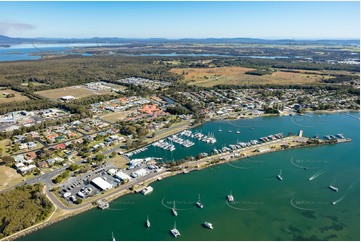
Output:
top-left (20, 113), bottom-right (360, 241)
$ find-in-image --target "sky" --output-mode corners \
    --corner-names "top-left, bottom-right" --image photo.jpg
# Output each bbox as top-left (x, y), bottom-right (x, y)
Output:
top-left (0, 1), bottom-right (359, 39)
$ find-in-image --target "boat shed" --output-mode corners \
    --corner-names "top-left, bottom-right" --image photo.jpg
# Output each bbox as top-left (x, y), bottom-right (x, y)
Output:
top-left (91, 177), bottom-right (113, 191)
top-left (115, 171), bottom-right (132, 181)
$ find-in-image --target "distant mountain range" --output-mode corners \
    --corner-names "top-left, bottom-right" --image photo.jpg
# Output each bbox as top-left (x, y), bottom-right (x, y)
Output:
top-left (0, 35), bottom-right (359, 46)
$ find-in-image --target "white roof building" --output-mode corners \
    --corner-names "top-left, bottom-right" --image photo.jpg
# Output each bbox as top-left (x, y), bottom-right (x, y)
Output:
top-left (60, 96), bottom-right (75, 101)
top-left (91, 177), bottom-right (113, 191)
top-left (115, 171), bottom-right (131, 181)
top-left (107, 168), bottom-right (118, 176)
top-left (134, 168), bottom-right (148, 177)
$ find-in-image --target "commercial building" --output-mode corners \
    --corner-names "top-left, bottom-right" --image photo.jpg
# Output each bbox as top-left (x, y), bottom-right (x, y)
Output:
top-left (91, 177), bottom-right (113, 191)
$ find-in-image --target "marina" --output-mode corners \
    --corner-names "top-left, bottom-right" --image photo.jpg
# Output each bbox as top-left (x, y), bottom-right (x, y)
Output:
top-left (19, 113), bottom-right (360, 241)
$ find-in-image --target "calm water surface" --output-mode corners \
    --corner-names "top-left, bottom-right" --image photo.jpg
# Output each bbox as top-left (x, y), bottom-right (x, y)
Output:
top-left (21, 113), bottom-right (360, 240)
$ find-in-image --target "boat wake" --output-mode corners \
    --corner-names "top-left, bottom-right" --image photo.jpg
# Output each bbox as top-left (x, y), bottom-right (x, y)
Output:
top-left (331, 182), bottom-right (357, 205)
top-left (225, 200), bottom-right (257, 211)
top-left (290, 115), bottom-right (316, 128)
top-left (290, 156), bottom-right (319, 170)
top-left (226, 161), bottom-right (255, 170)
top-left (107, 207), bottom-right (128, 211)
top-left (290, 197), bottom-right (320, 211)
top-left (225, 120), bottom-right (252, 128)
top-left (308, 168), bottom-right (328, 181)
top-left (161, 198), bottom-right (193, 211)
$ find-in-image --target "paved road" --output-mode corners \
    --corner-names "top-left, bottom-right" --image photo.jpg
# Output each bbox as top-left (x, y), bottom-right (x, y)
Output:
top-left (45, 169), bottom-right (167, 211)
top-left (0, 159), bottom-right (86, 193)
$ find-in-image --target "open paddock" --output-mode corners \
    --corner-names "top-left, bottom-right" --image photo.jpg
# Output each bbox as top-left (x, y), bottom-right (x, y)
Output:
top-left (0, 89), bottom-right (29, 104)
top-left (171, 66), bottom-right (343, 87)
top-left (0, 166), bottom-right (23, 189)
top-left (35, 85), bottom-right (113, 100)
top-left (100, 110), bottom-right (135, 123)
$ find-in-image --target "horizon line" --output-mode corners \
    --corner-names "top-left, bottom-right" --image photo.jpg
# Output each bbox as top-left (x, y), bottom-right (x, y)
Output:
top-left (1, 35), bottom-right (360, 41)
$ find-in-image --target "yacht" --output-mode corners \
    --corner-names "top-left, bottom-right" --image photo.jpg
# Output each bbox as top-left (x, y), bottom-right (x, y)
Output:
top-left (236, 130), bottom-right (240, 134)
top-left (329, 185), bottom-right (339, 192)
top-left (170, 221), bottom-right (181, 237)
top-left (277, 169), bottom-right (283, 181)
top-left (203, 222), bottom-right (213, 230)
top-left (336, 133), bottom-right (345, 139)
top-left (196, 194), bottom-right (204, 208)
top-left (172, 201), bottom-right (178, 216)
top-left (218, 128), bottom-right (222, 132)
top-left (227, 191), bottom-right (234, 202)
top-left (228, 130), bottom-right (232, 133)
top-left (145, 215), bottom-right (150, 228)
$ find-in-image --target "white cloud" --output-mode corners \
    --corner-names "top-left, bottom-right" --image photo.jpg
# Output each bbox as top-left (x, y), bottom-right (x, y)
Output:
top-left (0, 22), bottom-right (34, 35)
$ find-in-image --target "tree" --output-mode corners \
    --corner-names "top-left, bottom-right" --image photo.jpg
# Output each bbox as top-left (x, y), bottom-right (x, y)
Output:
top-left (2, 156), bottom-right (15, 166)
top-left (94, 153), bottom-right (105, 162)
top-left (110, 151), bottom-right (117, 158)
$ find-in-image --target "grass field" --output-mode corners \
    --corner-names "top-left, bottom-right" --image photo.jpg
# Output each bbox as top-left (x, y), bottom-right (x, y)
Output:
top-left (0, 89), bottom-right (29, 104)
top-left (100, 110), bottom-right (135, 123)
top-left (35, 85), bottom-right (113, 100)
top-left (0, 166), bottom-right (23, 189)
top-left (0, 139), bottom-right (11, 156)
top-left (171, 66), bottom-right (342, 87)
top-left (107, 155), bottom-right (129, 169)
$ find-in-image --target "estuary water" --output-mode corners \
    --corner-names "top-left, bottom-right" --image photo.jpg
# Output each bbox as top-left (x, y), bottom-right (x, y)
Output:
top-left (20, 112), bottom-right (360, 241)
top-left (0, 44), bottom-right (95, 62)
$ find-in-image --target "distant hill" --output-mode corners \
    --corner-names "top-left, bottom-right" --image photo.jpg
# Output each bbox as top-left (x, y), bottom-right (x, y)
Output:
top-left (0, 35), bottom-right (359, 46)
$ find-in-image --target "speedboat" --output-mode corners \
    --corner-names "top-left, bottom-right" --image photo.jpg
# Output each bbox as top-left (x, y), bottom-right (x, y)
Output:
top-left (329, 185), bottom-right (339, 192)
top-left (277, 169), bottom-right (283, 180)
top-left (203, 222), bottom-right (213, 230)
top-left (227, 191), bottom-right (234, 202)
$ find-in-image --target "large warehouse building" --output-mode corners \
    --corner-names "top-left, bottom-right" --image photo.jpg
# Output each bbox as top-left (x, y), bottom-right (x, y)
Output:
top-left (91, 177), bottom-right (113, 191)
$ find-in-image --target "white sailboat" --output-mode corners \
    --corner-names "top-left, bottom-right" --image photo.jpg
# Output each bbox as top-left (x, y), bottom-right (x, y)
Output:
top-left (196, 194), bottom-right (204, 208)
top-left (172, 201), bottom-right (178, 216)
top-left (145, 215), bottom-right (150, 228)
top-left (170, 221), bottom-right (181, 237)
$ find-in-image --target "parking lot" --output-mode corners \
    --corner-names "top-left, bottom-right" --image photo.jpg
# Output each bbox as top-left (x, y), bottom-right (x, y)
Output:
top-left (57, 158), bottom-right (163, 204)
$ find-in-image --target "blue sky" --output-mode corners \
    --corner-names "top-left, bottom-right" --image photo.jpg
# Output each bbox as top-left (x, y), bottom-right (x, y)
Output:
top-left (0, 1), bottom-right (359, 39)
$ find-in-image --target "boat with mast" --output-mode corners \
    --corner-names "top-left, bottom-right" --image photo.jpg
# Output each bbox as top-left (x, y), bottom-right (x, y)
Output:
top-left (170, 221), bottom-right (181, 237)
top-left (196, 194), bottom-right (204, 208)
top-left (172, 201), bottom-right (178, 216)
top-left (112, 232), bottom-right (116, 241)
top-left (145, 215), bottom-right (150, 228)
